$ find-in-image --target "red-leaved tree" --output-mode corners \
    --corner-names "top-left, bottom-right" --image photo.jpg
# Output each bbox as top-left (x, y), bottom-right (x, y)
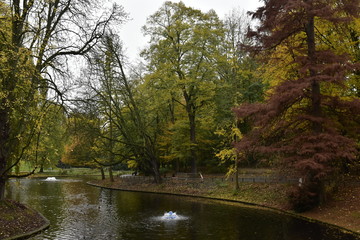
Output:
top-left (234, 0), bottom-right (360, 211)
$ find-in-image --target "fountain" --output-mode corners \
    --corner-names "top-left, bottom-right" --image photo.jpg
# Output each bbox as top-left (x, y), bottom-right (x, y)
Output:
top-left (45, 177), bottom-right (57, 181)
top-left (162, 211), bottom-right (178, 220)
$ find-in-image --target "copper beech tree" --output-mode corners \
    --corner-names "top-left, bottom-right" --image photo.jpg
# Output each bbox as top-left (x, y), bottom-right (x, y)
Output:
top-left (234, 0), bottom-right (360, 211)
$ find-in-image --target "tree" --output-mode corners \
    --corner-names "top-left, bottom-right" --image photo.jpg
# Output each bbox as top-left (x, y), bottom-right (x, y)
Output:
top-left (61, 110), bottom-right (100, 168)
top-left (142, 1), bottom-right (225, 173)
top-left (234, 0), bottom-right (360, 211)
top-left (0, 0), bottom-right (124, 200)
top-left (81, 33), bottom-right (163, 183)
top-left (28, 102), bottom-right (67, 173)
top-left (213, 9), bottom-right (266, 190)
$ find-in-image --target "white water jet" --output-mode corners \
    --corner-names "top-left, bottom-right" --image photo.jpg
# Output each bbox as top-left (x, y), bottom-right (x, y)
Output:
top-left (45, 177), bottom-right (57, 181)
top-left (161, 211), bottom-right (183, 220)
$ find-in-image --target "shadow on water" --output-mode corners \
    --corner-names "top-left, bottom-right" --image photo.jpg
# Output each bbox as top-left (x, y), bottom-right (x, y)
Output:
top-left (5, 178), bottom-right (360, 240)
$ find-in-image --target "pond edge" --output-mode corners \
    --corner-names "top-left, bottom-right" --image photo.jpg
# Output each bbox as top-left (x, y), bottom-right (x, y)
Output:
top-left (3, 205), bottom-right (50, 240)
top-left (87, 181), bottom-right (360, 239)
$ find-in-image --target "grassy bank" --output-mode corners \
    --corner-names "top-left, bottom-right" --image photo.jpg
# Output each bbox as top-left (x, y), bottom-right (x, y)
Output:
top-left (27, 168), bottom-right (129, 178)
top-left (89, 176), bottom-right (360, 235)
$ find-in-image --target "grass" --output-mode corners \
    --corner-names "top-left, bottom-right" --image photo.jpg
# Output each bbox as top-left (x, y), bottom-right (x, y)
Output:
top-left (29, 168), bottom-right (130, 178)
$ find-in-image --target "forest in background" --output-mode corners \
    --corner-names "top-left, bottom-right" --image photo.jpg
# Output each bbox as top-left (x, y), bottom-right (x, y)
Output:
top-left (0, 0), bottom-right (359, 211)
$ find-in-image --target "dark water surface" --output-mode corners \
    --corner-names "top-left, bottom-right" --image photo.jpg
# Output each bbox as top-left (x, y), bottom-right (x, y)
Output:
top-left (5, 178), bottom-right (359, 240)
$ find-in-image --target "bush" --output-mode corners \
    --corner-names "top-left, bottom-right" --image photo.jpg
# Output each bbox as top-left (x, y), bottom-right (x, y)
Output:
top-left (288, 185), bottom-right (319, 212)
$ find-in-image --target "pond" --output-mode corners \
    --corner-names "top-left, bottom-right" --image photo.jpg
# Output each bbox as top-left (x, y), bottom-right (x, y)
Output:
top-left (5, 177), bottom-right (359, 240)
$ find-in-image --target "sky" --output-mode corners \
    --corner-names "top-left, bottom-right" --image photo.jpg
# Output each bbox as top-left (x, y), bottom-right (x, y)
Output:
top-left (115, 0), bottom-right (263, 62)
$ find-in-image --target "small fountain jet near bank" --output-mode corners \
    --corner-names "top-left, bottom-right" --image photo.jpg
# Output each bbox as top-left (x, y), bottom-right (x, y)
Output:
top-left (152, 211), bottom-right (188, 221)
top-left (45, 177), bottom-right (57, 181)
top-left (162, 211), bottom-right (178, 220)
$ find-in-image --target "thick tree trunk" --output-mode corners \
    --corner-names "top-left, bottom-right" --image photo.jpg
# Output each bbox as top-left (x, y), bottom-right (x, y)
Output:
top-left (0, 10), bottom-right (23, 201)
top-left (151, 157), bottom-right (162, 184)
top-left (0, 108), bottom-right (10, 201)
top-left (0, 113), bottom-right (9, 201)
top-left (0, 174), bottom-right (6, 201)
top-left (305, 12), bottom-right (325, 205)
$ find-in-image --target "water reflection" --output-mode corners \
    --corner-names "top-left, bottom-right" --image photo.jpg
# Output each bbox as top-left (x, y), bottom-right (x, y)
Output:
top-left (5, 178), bottom-right (359, 240)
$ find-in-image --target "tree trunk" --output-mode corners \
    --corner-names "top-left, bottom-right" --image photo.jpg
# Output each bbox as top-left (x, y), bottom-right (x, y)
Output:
top-left (109, 167), bottom-right (114, 182)
top-left (0, 115), bottom-right (9, 201)
top-left (0, 175), bottom-right (6, 201)
top-left (0, 108), bottom-right (10, 201)
top-left (150, 157), bottom-right (162, 184)
top-left (183, 87), bottom-right (197, 174)
top-left (235, 156), bottom-right (240, 191)
top-left (100, 167), bottom-right (105, 180)
top-left (15, 164), bottom-right (20, 175)
top-left (305, 15), bottom-right (322, 133)
top-left (189, 110), bottom-right (197, 174)
top-left (0, 10), bottom-right (23, 201)
top-left (175, 158), bottom-right (180, 173)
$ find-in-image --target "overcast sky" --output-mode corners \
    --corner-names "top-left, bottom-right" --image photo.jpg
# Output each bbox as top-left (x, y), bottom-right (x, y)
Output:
top-left (116, 0), bottom-right (263, 62)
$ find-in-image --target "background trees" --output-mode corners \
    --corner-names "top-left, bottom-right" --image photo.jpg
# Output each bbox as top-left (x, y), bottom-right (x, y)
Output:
top-left (234, 0), bottom-right (360, 211)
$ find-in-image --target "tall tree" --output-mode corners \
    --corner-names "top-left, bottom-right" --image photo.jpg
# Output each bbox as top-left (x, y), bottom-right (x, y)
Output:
top-left (142, 1), bottom-right (225, 173)
top-left (82, 33), bottom-right (163, 183)
top-left (0, 0), bottom-right (124, 200)
top-left (234, 0), bottom-right (360, 211)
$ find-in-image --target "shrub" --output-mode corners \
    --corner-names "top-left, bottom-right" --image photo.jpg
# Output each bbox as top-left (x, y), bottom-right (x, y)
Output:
top-left (288, 185), bottom-right (318, 212)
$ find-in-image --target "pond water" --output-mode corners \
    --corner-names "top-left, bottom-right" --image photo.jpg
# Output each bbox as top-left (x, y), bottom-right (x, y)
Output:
top-left (5, 178), bottom-right (359, 240)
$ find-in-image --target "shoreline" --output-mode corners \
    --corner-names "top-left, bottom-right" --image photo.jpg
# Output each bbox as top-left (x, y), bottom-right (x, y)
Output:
top-left (88, 177), bottom-right (360, 237)
top-left (0, 200), bottom-right (50, 240)
top-left (2, 175), bottom-right (359, 239)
